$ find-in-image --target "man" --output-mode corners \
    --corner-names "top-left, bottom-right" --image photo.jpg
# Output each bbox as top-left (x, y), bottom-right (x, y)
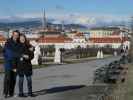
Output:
top-left (3, 30), bottom-right (20, 98)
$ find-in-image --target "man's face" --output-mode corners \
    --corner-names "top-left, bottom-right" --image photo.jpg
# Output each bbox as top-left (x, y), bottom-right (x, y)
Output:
top-left (12, 32), bottom-right (19, 41)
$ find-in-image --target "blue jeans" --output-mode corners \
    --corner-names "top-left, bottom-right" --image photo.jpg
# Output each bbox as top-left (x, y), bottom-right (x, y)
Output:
top-left (19, 75), bottom-right (32, 95)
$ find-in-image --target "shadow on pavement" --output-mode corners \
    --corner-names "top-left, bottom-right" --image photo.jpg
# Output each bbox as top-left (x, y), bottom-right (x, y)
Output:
top-left (32, 85), bottom-right (86, 96)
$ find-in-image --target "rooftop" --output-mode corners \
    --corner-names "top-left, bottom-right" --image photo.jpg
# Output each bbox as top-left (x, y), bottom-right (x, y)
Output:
top-left (90, 27), bottom-right (120, 31)
top-left (38, 35), bottom-right (73, 43)
top-left (89, 37), bottom-right (128, 43)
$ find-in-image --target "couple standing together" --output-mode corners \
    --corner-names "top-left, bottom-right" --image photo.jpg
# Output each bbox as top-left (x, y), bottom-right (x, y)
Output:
top-left (3, 30), bottom-right (35, 98)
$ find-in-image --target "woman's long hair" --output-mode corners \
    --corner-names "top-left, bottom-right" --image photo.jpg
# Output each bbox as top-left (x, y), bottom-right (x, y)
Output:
top-left (19, 34), bottom-right (30, 46)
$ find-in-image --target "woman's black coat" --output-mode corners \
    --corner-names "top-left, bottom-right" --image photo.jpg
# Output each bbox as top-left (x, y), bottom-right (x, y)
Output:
top-left (17, 43), bottom-right (34, 76)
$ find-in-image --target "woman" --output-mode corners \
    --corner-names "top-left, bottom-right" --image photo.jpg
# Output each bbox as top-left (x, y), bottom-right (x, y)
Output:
top-left (17, 34), bottom-right (34, 97)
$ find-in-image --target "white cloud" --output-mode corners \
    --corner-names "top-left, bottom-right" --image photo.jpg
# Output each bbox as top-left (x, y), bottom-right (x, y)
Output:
top-left (0, 12), bottom-right (130, 26)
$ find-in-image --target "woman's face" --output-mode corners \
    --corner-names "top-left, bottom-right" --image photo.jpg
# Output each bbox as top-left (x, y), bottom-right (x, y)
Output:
top-left (20, 36), bottom-right (25, 43)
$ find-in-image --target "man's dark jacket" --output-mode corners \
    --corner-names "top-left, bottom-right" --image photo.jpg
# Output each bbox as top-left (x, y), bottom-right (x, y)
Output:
top-left (3, 38), bottom-right (20, 71)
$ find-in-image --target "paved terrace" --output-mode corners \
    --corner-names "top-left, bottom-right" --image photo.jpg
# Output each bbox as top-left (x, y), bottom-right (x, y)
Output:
top-left (0, 56), bottom-right (120, 100)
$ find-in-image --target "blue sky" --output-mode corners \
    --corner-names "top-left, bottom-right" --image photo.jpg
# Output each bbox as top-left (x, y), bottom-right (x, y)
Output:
top-left (0, 0), bottom-right (133, 17)
top-left (0, 0), bottom-right (132, 25)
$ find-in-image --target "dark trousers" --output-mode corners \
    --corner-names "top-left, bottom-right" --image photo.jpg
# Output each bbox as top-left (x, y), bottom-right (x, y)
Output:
top-left (18, 74), bottom-right (32, 95)
top-left (3, 70), bottom-right (17, 96)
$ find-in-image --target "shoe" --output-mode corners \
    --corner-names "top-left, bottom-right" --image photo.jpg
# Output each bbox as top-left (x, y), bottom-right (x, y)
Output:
top-left (18, 94), bottom-right (27, 97)
top-left (3, 94), bottom-right (8, 98)
top-left (28, 94), bottom-right (36, 97)
top-left (9, 92), bottom-right (15, 97)
top-left (3, 94), bottom-right (12, 98)
top-left (13, 94), bottom-right (17, 97)
top-left (9, 94), bottom-right (14, 97)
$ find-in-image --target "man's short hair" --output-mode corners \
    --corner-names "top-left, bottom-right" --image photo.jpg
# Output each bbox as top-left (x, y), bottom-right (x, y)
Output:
top-left (12, 30), bottom-right (20, 34)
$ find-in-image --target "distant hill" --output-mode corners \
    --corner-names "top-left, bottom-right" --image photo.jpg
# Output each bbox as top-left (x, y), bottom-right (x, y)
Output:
top-left (0, 20), bottom-right (87, 30)
top-left (0, 15), bottom-right (128, 31)
top-left (0, 20), bottom-right (41, 30)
